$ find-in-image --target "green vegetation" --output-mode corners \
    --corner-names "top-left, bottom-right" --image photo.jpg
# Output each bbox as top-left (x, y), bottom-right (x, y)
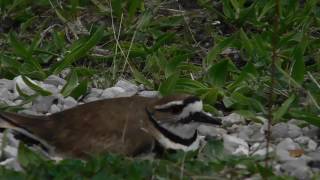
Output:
top-left (0, 0), bottom-right (320, 178)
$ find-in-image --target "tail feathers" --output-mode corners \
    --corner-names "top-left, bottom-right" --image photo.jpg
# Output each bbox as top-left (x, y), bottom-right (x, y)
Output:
top-left (0, 112), bottom-right (55, 154)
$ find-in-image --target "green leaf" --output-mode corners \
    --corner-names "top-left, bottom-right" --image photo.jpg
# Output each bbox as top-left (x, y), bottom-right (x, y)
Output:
top-left (15, 84), bottom-right (30, 98)
top-left (70, 80), bottom-right (88, 100)
top-left (207, 60), bottom-right (229, 87)
top-left (231, 92), bottom-right (266, 114)
top-left (152, 33), bottom-right (175, 52)
top-left (289, 110), bottom-right (320, 127)
top-left (61, 70), bottom-right (79, 97)
top-left (52, 27), bottom-right (104, 74)
top-left (228, 62), bottom-right (258, 90)
top-left (18, 143), bottom-right (45, 168)
top-left (111, 0), bottom-right (122, 17)
top-left (273, 95), bottom-right (295, 121)
top-left (128, 0), bottom-right (143, 20)
top-left (164, 54), bottom-right (186, 78)
top-left (291, 45), bottom-right (306, 84)
top-left (131, 68), bottom-right (153, 88)
top-left (9, 33), bottom-right (45, 78)
top-left (257, 1), bottom-right (275, 21)
top-left (239, 29), bottom-right (253, 55)
top-left (159, 74), bottom-right (179, 96)
top-left (21, 76), bottom-right (52, 96)
top-left (205, 36), bottom-right (235, 65)
top-left (175, 78), bottom-right (207, 94)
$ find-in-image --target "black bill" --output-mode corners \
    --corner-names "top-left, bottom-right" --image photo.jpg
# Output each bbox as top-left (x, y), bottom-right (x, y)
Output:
top-left (179, 112), bottom-right (222, 125)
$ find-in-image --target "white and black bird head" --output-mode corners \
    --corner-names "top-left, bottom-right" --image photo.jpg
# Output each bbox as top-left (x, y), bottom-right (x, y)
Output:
top-left (145, 95), bottom-right (221, 152)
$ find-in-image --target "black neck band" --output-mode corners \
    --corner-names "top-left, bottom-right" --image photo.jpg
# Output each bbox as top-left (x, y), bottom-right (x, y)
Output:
top-left (145, 109), bottom-right (198, 146)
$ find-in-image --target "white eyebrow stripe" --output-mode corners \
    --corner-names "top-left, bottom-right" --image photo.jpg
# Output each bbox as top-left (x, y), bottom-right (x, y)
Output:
top-left (155, 100), bottom-right (184, 109)
top-left (178, 100), bottom-right (203, 119)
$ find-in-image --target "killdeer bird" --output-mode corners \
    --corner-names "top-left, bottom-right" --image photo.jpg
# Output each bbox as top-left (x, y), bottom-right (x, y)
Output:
top-left (0, 94), bottom-right (221, 159)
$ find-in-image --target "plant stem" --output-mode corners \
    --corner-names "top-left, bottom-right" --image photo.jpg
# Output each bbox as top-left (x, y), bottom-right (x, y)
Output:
top-left (265, 0), bottom-right (281, 169)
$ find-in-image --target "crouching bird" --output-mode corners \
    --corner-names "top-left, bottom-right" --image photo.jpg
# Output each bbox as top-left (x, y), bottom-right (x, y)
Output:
top-left (0, 94), bottom-right (221, 159)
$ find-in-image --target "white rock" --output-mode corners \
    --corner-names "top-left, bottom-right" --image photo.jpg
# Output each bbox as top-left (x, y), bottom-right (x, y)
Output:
top-left (0, 89), bottom-right (10, 101)
top-left (22, 102), bottom-right (32, 109)
top-left (276, 138), bottom-right (306, 162)
top-left (221, 113), bottom-right (245, 127)
top-left (197, 125), bottom-right (227, 138)
top-left (303, 125), bottom-right (319, 138)
top-left (41, 83), bottom-right (59, 94)
top-left (223, 134), bottom-right (249, 156)
top-left (101, 87), bottom-right (136, 99)
top-left (138, 91), bottom-right (159, 98)
top-left (253, 147), bottom-right (274, 157)
top-left (14, 99), bottom-right (23, 105)
top-left (0, 158), bottom-right (22, 171)
top-left (115, 80), bottom-right (138, 93)
top-left (287, 124), bottom-right (302, 138)
top-left (307, 139), bottom-right (317, 151)
top-left (280, 159), bottom-right (312, 180)
top-left (44, 75), bottom-right (66, 87)
top-left (295, 136), bottom-right (311, 145)
top-left (83, 96), bottom-right (99, 103)
top-left (63, 96), bottom-right (78, 110)
top-left (89, 88), bottom-right (103, 97)
top-left (0, 79), bottom-right (14, 90)
top-left (271, 123), bottom-right (288, 139)
top-left (32, 96), bottom-right (58, 113)
top-left (238, 123), bottom-right (264, 143)
top-left (307, 151), bottom-right (320, 161)
top-left (7, 132), bottom-right (19, 148)
top-left (18, 109), bottom-right (40, 116)
top-left (3, 146), bottom-right (18, 158)
top-left (101, 87), bottom-right (125, 99)
top-left (237, 126), bottom-right (253, 141)
top-left (0, 99), bottom-right (15, 106)
top-left (49, 104), bottom-right (61, 114)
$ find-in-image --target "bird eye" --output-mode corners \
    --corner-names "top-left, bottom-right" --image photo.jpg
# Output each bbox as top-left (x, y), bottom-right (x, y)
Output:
top-left (170, 105), bottom-right (183, 114)
top-left (155, 105), bottom-right (183, 114)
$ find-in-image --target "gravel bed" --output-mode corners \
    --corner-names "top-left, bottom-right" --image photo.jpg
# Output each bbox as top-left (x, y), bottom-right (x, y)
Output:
top-left (0, 75), bottom-right (319, 179)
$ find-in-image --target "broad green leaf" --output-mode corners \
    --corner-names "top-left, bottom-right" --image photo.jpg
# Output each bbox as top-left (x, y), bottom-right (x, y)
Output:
top-left (52, 27), bottom-right (104, 74)
top-left (273, 95), bottom-right (295, 121)
top-left (159, 74), bottom-right (179, 96)
top-left (21, 76), bottom-right (52, 96)
top-left (205, 36), bottom-right (235, 65)
top-left (152, 33), bottom-right (175, 52)
top-left (70, 80), bottom-right (88, 100)
top-left (164, 54), bottom-right (186, 78)
top-left (132, 68), bottom-right (153, 88)
top-left (18, 143), bottom-right (45, 168)
top-left (111, 0), bottom-right (122, 17)
top-left (231, 92), bottom-right (266, 114)
top-left (136, 10), bottom-right (152, 30)
top-left (9, 33), bottom-right (45, 78)
top-left (128, 0), bottom-right (143, 21)
top-left (239, 29), bottom-right (253, 55)
top-left (228, 62), bottom-right (258, 90)
top-left (15, 84), bottom-right (30, 98)
top-left (207, 60), bottom-right (229, 87)
top-left (289, 110), bottom-right (320, 127)
top-left (175, 78), bottom-right (207, 94)
top-left (257, 1), bottom-right (275, 21)
top-left (202, 89), bottom-right (218, 105)
top-left (291, 46), bottom-right (305, 84)
top-left (61, 70), bottom-right (79, 97)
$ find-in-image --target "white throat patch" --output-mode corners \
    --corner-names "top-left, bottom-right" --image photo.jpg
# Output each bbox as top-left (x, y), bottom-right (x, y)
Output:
top-left (157, 132), bottom-right (204, 151)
